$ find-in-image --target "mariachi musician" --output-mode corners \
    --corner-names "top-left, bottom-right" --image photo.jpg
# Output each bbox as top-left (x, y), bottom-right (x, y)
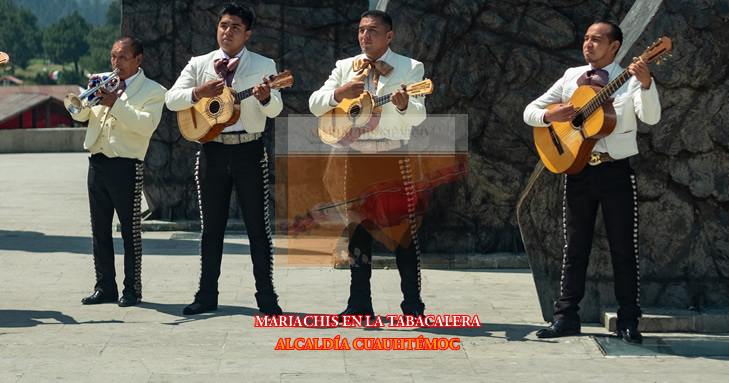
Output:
top-left (523, 21), bottom-right (661, 344)
top-left (73, 37), bottom-right (167, 307)
top-left (309, 10), bottom-right (428, 318)
top-left (165, 2), bottom-right (283, 316)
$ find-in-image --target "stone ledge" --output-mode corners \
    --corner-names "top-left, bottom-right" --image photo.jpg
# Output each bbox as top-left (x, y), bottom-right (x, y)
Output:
top-left (332, 250), bottom-right (528, 270)
top-left (132, 220), bottom-right (528, 270)
top-left (132, 219), bottom-right (244, 232)
top-left (0, 127), bottom-right (86, 153)
top-left (602, 308), bottom-right (729, 333)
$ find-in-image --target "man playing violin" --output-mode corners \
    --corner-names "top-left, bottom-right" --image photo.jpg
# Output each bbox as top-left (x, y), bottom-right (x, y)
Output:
top-left (165, 2), bottom-right (283, 316)
top-left (309, 10), bottom-right (427, 318)
top-left (523, 21), bottom-right (661, 343)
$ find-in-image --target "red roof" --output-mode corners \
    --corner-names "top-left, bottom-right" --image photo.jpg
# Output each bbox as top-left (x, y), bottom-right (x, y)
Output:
top-left (0, 75), bottom-right (23, 84)
top-left (0, 85), bottom-right (83, 103)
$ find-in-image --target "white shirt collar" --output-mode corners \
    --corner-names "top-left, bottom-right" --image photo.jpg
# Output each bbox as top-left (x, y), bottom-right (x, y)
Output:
top-left (220, 47), bottom-right (246, 60)
top-left (589, 61), bottom-right (619, 78)
top-left (123, 68), bottom-right (141, 87)
top-left (365, 47), bottom-right (393, 64)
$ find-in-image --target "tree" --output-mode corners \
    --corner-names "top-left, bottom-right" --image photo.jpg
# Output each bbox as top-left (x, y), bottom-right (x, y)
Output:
top-left (42, 11), bottom-right (91, 75)
top-left (105, 0), bottom-right (120, 26)
top-left (14, 0), bottom-right (114, 28)
top-left (0, 0), bottom-right (41, 70)
top-left (79, 24), bottom-right (119, 75)
top-left (78, 0), bottom-right (120, 75)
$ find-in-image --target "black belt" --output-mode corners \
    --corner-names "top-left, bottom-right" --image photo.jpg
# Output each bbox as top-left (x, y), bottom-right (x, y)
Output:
top-left (588, 152), bottom-right (616, 166)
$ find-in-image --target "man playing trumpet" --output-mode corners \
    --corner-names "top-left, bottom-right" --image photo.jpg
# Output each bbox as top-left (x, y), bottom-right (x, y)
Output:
top-left (71, 37), bottom-right (166, 307)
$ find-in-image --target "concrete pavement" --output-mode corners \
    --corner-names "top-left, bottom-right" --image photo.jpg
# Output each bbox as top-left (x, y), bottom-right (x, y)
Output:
top-left (1, 152), bottom-right (727, 382)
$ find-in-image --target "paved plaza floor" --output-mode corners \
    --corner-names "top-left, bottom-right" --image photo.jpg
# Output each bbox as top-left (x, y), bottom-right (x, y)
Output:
top-left (1, 153), bottom-right (727, 382)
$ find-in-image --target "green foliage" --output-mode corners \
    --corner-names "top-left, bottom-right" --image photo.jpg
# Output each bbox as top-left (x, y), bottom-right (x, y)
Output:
top-left (57, 69), bottom-right (85, 86)
top-left (79, 24), bottom-right (120, 76)
top-left (13, 59), bottom-right (74, 86)
top-left (105, 0), bottom-right (121, 26)
top-left (78, 1), bottom-right (121, 76)
top-left (33, 71), bottom-right (54, 85)
top-left (12, 0), bottom-right (114, 27)
top-left (0, 0), bottom-right (42, 70)
top-left (5, 0), bottom-right (120, 85)
top-left (42, 12), bottom-right (91, 74)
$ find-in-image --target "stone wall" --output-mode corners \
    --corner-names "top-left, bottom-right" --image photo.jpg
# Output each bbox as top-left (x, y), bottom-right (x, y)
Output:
top-left (123, 0), bottom-right (729, 320)
top-left (123, 0), bottom-right (365, 220)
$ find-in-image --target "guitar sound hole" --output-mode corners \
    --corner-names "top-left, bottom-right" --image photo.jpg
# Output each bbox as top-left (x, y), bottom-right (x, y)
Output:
top-left (350, 105), bottom-right (361, 118)
top-left (210, 101), bottom-right (220, 114)
top-left (572, 115), bottom-right (584, 129)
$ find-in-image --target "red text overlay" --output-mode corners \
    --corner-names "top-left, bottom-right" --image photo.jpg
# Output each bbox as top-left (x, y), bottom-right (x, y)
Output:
top-left (274, 336), bottom-right (461, 351)
top-left (255, 315), bottom-right (478, 351)
top-left (255, 314), bottom-right (481, 328)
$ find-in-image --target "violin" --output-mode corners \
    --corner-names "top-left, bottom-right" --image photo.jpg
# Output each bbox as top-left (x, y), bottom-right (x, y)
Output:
top-left (281, 162), bottom-right (467, 236)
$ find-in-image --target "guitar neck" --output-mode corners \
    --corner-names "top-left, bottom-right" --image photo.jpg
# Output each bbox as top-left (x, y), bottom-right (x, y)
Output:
top-left (233, 87), bottom-right (255, 102)
top-left (580, 67), bottom-right (633, 116)
top-left (371, 79), bottom-right (432, 107)
top-left (373, 93), bottom-right (393, 108)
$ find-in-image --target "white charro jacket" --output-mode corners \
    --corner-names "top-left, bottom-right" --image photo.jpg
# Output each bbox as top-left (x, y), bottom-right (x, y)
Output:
top-left (523, 61), bottom-right (661, 159)
top-left (73, 68), bottom-right (166, 161)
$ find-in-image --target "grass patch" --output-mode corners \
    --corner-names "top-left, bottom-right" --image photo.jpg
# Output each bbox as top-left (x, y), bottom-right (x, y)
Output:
top-left (1, 58), bottom-right (79, 85)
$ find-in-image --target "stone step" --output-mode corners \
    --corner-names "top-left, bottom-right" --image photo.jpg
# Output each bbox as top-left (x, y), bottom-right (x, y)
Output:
top-left (333, 250), bottom-right (528, 269)
top-left (130, 220), bottom-right (529, 269)
top-left (602, 308), bottom-right (729, 333)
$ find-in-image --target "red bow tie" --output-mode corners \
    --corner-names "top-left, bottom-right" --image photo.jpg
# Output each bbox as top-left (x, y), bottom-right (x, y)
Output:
top-left (214, 57), bottom-right (240, 86)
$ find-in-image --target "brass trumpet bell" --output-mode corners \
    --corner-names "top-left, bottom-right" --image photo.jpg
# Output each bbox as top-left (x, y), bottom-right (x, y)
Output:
top-left (64, 68), bottom-right (120, 114)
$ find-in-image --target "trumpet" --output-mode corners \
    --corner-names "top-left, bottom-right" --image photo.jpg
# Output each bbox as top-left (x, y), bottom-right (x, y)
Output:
top-left (64, 68), bottom-right (120, 114)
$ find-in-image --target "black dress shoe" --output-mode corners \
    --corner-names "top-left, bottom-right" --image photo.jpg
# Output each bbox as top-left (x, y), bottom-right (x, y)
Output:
top-left (81, 291), bottom-right (118, 305)
top-left (403, 309), bottom-right (424, 317)
top-left (339, 306), bottom-right (375, 319)
top-left (182, 301), bottom-right (217, 315)
top-left (259, 303), bottom-right (283, 316)
top-left (536, 320), bottom-right (581, 338)
top-left (118, 294), bottom-right (141, 307)
top-left (617, 322), bottom-right (643, 344)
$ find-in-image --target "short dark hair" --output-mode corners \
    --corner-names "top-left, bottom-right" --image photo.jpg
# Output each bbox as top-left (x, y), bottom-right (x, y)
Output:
top-left (116, 36), bottom-right (143, 56)
top-left (361, 10), bottom-right (393, 31)
top-left (593, 20), bottom-right (623, 45)
top-left (219, 2), bottom-right (255, 30)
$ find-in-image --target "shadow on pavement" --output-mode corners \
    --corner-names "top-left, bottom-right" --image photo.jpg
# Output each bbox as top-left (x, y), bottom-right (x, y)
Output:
top-left (0, 309), bottom-right (121, 328)
top-left (0, 309), bottom-right (79, 327)
top-left (411, 322), bottom-right (543, 341)
top-left (135, 301), bottom-right (262, 324)
top-left (0, 230), bottom-right (250, 256)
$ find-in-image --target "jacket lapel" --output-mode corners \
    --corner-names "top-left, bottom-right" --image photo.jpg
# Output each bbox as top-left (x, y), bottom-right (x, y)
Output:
top-left (119, 69), bottom-right (145, 101)
top-left (202, 51), bottom-right (223, 82)
top-left (376, 50), bottom-right (397, 95)
top-left (231, 49), bottom-right (251, 89)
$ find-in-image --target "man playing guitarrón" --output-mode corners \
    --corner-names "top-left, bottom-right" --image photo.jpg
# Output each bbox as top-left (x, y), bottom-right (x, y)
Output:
top-left (523, 21), bottom-right (661, 344)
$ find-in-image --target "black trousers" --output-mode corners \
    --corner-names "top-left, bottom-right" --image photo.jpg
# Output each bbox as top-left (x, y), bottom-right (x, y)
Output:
top-left (194, 139), bottom-right (278, 309)
top-left (347, 224), bottom-right (424, 313)
top-left (343, 153), bottom-right (425, 314)
top-left (555, 159), bottom-right (641, 323)
top-left (87, 153), bottom-right (143, 298)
